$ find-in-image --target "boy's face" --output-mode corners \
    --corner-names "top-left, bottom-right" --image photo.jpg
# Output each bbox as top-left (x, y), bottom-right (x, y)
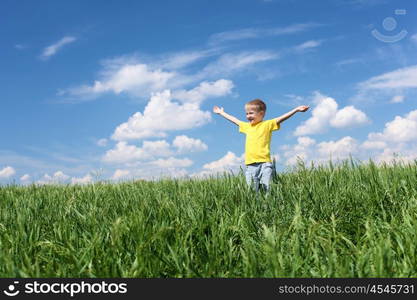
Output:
top-left (245, 105), bottom-right (264, 125)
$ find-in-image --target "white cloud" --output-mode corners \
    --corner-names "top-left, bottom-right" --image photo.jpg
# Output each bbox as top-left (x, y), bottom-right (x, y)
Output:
top-left (173, 135), bottom-right (208, 153)
top-left (111, 79), bottom-right (232, 141)
top-left (37, 171), bottom-right (70, 185)
top-left (295, 136), bottom-right (316, 148)
top-left (71, 174), bottom-right (93, 185)
top-left (103, 140), bottom-right (172, 164)
top-left (172, 79), bottom-right (234, 104)
top-left (200, 151), bottom-right (244, 175)
top-left (162, 168), bottom-right (189, 179)
top-left (199, 51), bottom-right (279, 78)
top-left (104, 135), bottom-right (207, 166)
top-left (15, 44), bottom-right (26, 50)
top-left (294, 93), bottom-right (338, 135)
top-left (341, 0), bottom-right (389, 7)
top-left (112, 91), bottom-right (210, 140)
top-left (285, 109), bottom-right (417, 167)
top-left (294, 40), bottom-right (323, 52)
top-left (150, 157), bottom-right (193, 168)
top-left (360, 109), bottom-right (417, 163)
top-left (365, 110), bottom-right (417, 144)
top-left (373, 146), bottom-right (417, 164)
top-left (390, 95), bottom-right (404, 103)
top-left (103, 142), bottom-right (149, 164)
top-left (97, 138), bottom-right (108, 147)
top-left (20, 174), bottom-right (31, 182)
top-left (0, 166), bottom-right (16, 178)
top-left (361, 140), bottom-right (387, 149)
top-left (60, 46), bottom-right (278, 102)
top-left (317, 136), bottom-right (359, 159)
top-left (410, 33), bottom-right (417, 44)
top-left (282, 136), bottom-right (316, 165)
top-left (109, 165), bottom-right (190, 181)
top-left (40, 36), bottom-right (76, 60)
top-left (295, 92), bottom-right (369, 135)
top-left (357, 64), bottom-right (417, 90)
top-left (142, 140), bottom-right (173, 156)
top-left (282, 136), bottom-right (359, 166)
top-left (351, 65), bottom-right (417, 104)
top-left (111, 169), bottom-right (131, 180)
top-left (67, 64), bottom-right (176, 99)
top-left (335, 58), bottom-right (363, 67)
top-left (208, 23), bottom-right (319, 45)
top-left (159, 49), bottom-right (217, 70)
top-left (189, 151), bottom-right (244, 179)
top-left (330, 106), bottom-right (369, 128)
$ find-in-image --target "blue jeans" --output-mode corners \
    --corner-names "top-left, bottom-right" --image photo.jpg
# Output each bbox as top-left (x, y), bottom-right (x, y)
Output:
top-left (245, 162), bottom-right (273, 192)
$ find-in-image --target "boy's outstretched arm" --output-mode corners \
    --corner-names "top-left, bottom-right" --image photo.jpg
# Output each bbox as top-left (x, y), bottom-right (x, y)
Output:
top-left (213, 106), bottom-right (242, 126)
top-left (275, 105), bottom-right (309, 125)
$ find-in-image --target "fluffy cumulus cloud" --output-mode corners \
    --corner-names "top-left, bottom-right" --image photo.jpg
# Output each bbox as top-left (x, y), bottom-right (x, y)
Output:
top-left (150, 157), bottom-right (193, 168)
top-left (172, 79), bottom-right (234, 104)
top-left (295, 94), bottom-right (338, 135)
top-left (65, 64), bottom-right (177, 99)
top-left (282, 136), bottom-right (359, 166)
top-left (20, 174), bottom-right (31, 182)
top-left (329, 106), bottom-right (369, 128)
top-left (109, 165), bottom-right (189, 181)
top-left (0, 166), bottom-right (16, 178)
top-left (112, 80), bottom-right (233, 141)
top-left (194, 151), bottom-right (244, 177)
top-left (361, 140), bottom-right (387, 150)
top-left (58, 48), bottom-right (217, 100)
top-left (103, 134), bottom-right (205, 166)
top-left (360, 110), bottom-right (417, 163)
top-left (103, 140), bottom-right (173, 164)
top-left (373, 146), bottom-right (417, 164)
top-left (111, 169), bottom-right (131, 181)
top-left (203, 151), bottom-right (244, 171)
top-left (71, 174), bottom-right (93, 185)
top-left (111, 91), bottom-right (209, 140)
top-left (317, 136), bottom-right (359, 159)
top-left (173, 135), bottom-right (208, 153)
top-left (365, 110), bottom-right (417, 144)
top-left (284, 109), bottom-right (417, 167)
top-left (282, 136), bottom-right (316, 165)
top-left (37, 171), bottom-right (70, 185)
top-left (295, 92), bottom-right (369, 136)
top-left (59, 47), bottom-right (275, 101)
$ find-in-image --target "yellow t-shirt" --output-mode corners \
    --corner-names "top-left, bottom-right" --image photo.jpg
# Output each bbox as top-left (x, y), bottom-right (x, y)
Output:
top-left (239, 119), bottom-right (279, 165)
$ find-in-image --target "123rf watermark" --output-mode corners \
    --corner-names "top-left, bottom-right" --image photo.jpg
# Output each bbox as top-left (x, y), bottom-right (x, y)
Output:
top-left (371, 9), bottom-right (408, 43)
top-left (3, 280), bottom-right (128, 297)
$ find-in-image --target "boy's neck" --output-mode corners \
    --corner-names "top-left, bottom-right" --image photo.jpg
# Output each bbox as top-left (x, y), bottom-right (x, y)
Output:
top-left (250, 119), bottom-right (264, 125)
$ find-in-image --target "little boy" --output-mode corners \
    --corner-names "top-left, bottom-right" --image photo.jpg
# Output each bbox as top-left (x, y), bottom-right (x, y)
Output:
top-left (213, 99), bottom-right (309, 192)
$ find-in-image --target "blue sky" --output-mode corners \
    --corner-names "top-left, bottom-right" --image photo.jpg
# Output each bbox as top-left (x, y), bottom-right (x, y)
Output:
top-left (1, 0), bottom-right (417, 184)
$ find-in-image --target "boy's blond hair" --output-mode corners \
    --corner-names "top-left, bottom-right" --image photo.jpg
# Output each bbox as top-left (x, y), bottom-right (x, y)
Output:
top-left (245, 99), bottom-right (266, 112)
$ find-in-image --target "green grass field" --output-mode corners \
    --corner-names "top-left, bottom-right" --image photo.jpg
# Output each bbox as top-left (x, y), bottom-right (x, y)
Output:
top-left (1, 159), bottom-right (417, 277)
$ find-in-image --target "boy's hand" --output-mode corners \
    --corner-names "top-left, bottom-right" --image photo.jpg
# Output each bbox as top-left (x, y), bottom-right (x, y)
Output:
top-left (296, 105), bottom-right (309, 112)
top-left (213, 106), bottom-right (224, 114)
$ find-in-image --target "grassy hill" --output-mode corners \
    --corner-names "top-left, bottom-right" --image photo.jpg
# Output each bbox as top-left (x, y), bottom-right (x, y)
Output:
top-left (1, 159), bottom-right (417, 277)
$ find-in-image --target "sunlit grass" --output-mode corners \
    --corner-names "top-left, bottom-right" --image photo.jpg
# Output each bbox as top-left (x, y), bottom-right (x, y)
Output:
top-left (1, 159), bottom-right (417, 277)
